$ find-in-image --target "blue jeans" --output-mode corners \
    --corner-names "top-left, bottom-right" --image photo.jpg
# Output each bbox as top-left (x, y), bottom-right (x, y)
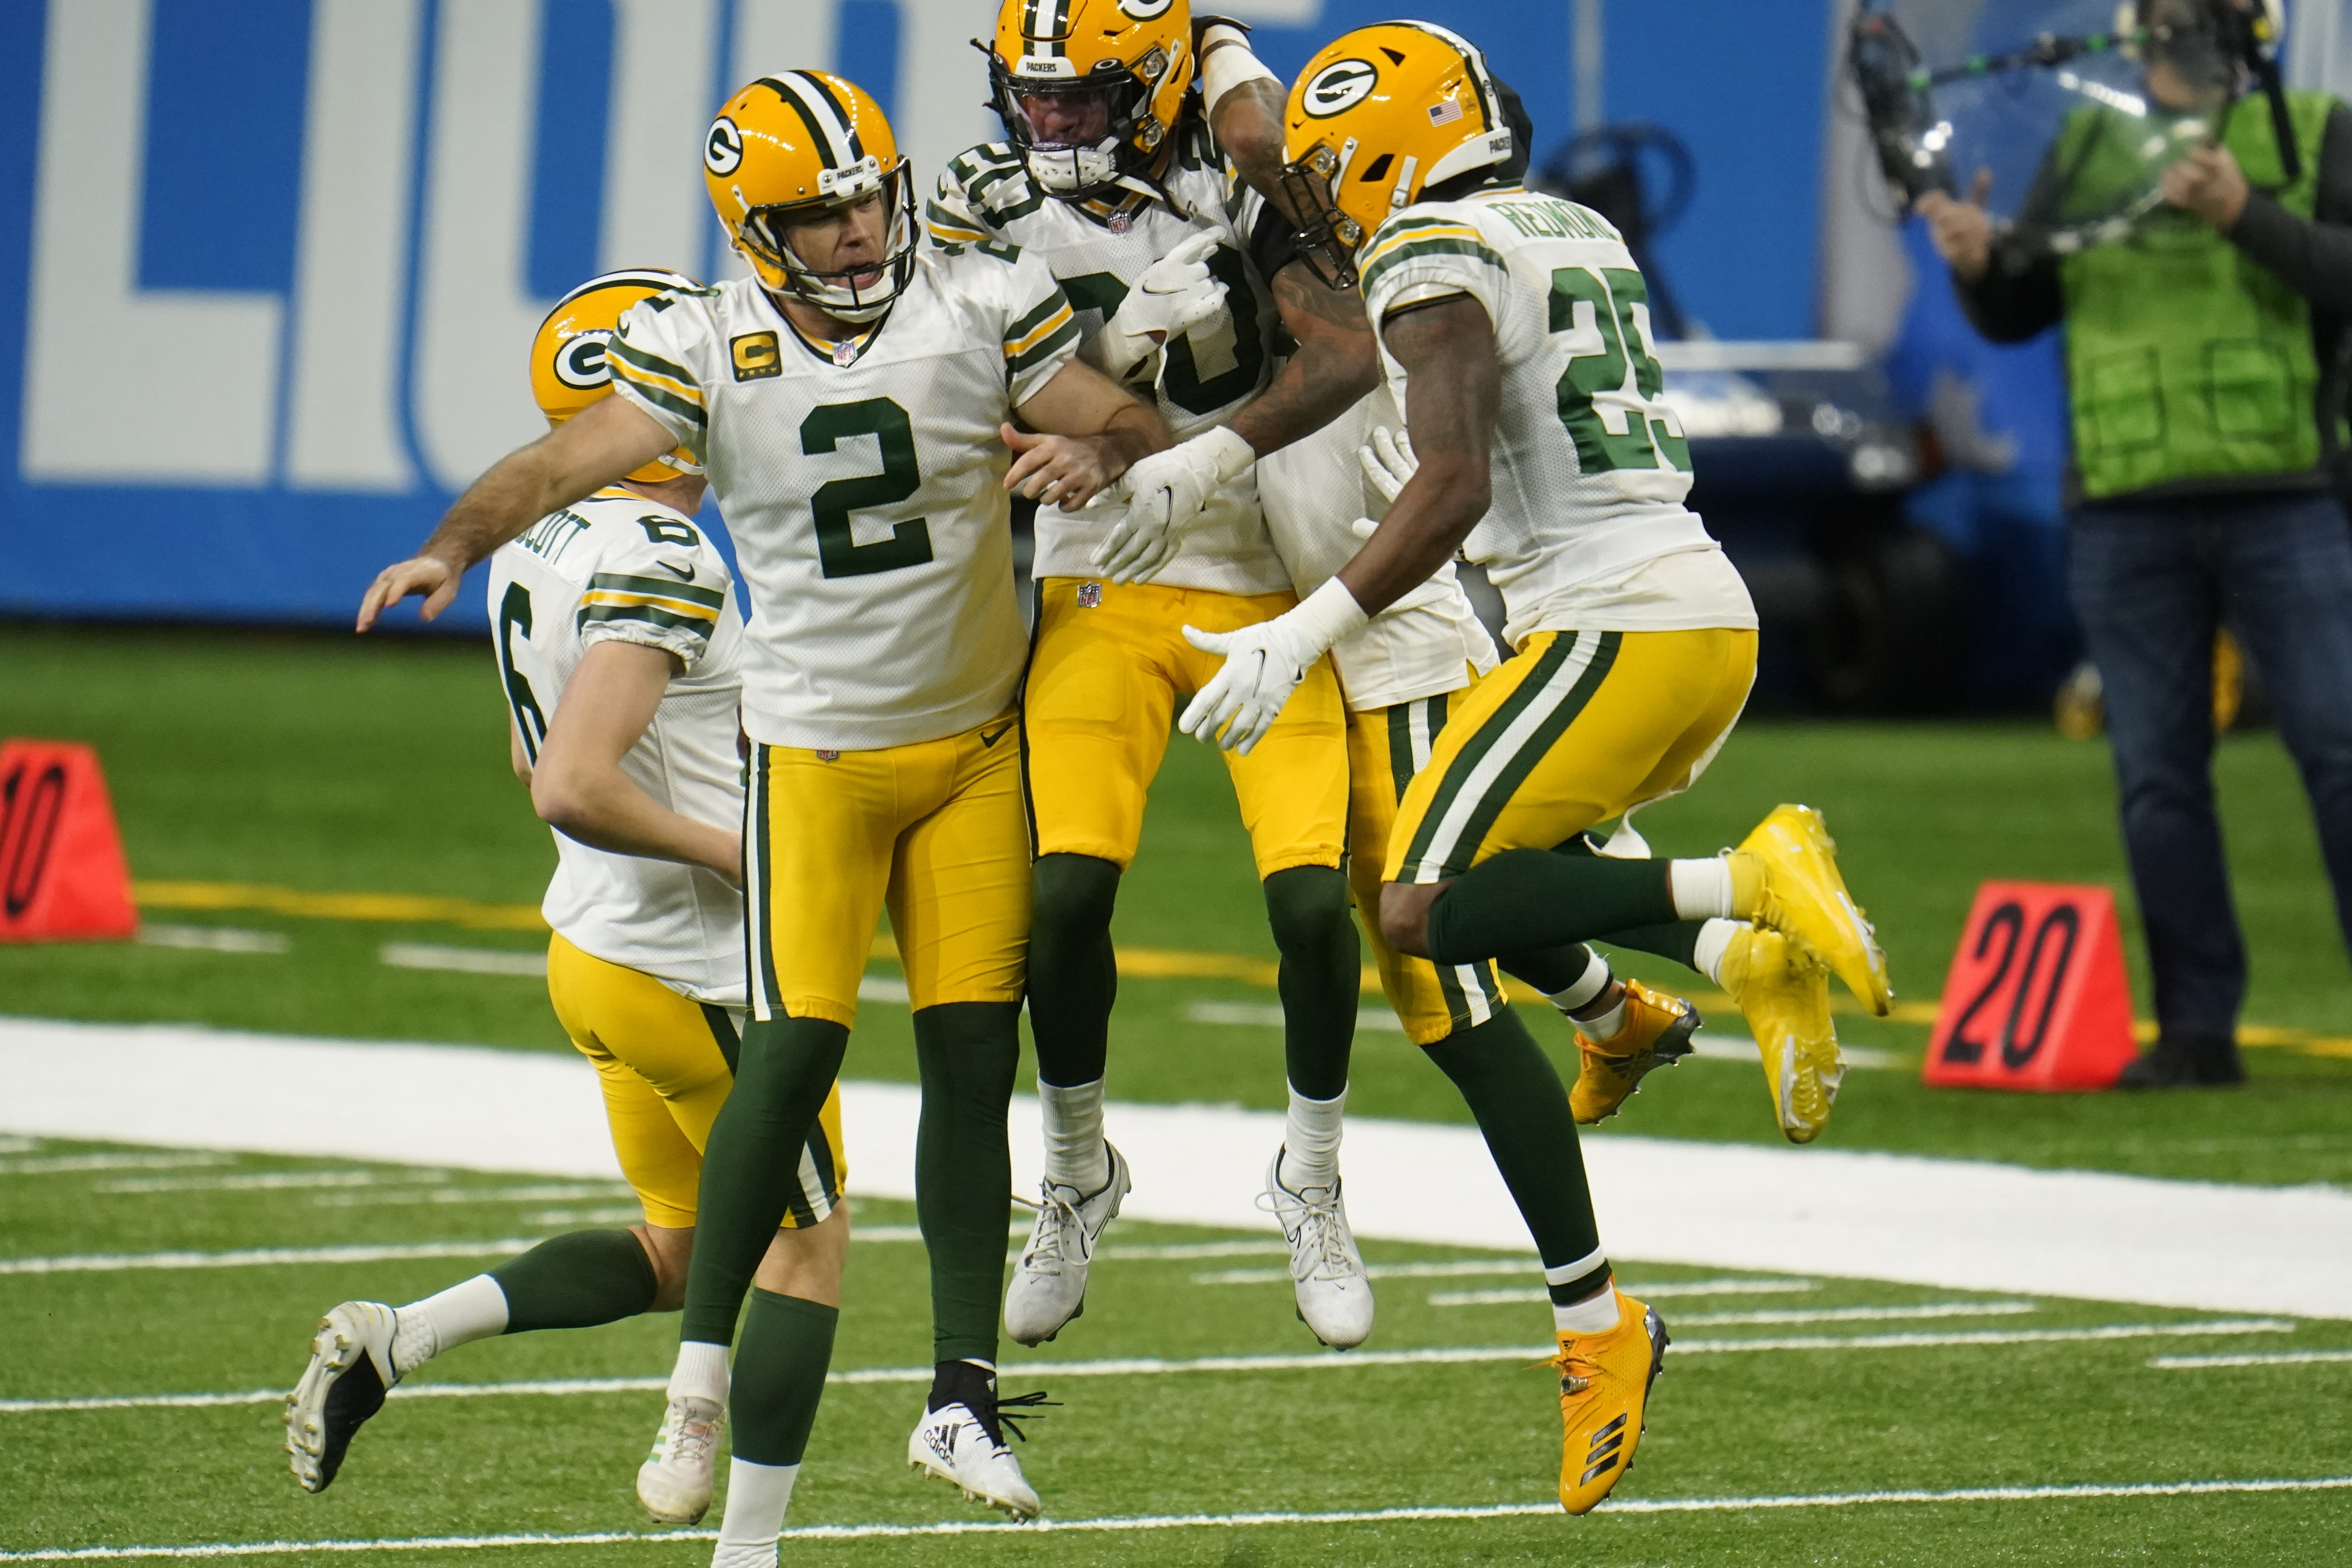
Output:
top-left (2069, 490), bottom-right (2352, 1039)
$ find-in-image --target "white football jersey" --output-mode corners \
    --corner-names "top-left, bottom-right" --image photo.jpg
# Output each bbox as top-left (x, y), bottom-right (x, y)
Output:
top-left (487, 489), bottom-right (747, 1006)
top-left (1361, 187), bottom-right (1756, 645)
top-left (608, 247), bottom-right (1080, 750)
top-left (930, 128), bottom-right (1292, 596)
top-left (1257, 381), bottom-right (1497, 712)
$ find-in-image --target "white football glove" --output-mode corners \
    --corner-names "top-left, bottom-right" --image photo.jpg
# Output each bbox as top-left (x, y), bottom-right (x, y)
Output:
top-left (1091, 231), bottom-right (1229, 383)
top-left (1091, 425), bottom-right (1255, 585)
top-left (1177, 580), bottom-right (1368, 754)
top-left (1358, 424), bottom-right (1419, 505)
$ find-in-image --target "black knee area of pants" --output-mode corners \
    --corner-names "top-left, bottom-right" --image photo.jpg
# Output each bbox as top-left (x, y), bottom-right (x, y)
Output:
top-left (1601, 921), bottom-right (1704, 972)
top-left (1263, 864), bottom-right (1358, 1101)
top-left (913, 1002), bottom-right (1021, 1365)
top-left (1425, 849), bottom-right (1676, 965)
top-left (1027, 853), bottom-right (1123, 1089)
top-left (680, 1013), bottom-right (848, 1347)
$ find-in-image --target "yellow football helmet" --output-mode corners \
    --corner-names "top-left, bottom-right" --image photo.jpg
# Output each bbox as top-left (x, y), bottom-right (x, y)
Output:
top-left (1279, 23), bottom-right (1518, 289)
top-left (704, 70), bottom-right (915, 323)
top-left (988, 0), bottom-right (1195, 196)
top-left (531, 269), bottom-right (703, 484)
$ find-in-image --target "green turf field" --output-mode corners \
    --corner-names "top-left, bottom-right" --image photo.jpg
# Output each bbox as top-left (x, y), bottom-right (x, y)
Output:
top-left (4, 626), bottom-right (2352, 1563)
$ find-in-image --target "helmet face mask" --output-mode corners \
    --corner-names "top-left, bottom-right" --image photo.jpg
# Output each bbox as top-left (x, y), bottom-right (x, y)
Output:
top-left (1278, 143), bottom-right (1369, 291)
top-left (704, 71), bottom-right (917, 326)
top-left (988, 0), bottom-right (1190, 200)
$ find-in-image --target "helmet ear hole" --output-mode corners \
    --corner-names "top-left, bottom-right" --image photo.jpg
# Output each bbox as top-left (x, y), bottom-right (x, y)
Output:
top-left (1359, 152), bottom-right (1394, 183)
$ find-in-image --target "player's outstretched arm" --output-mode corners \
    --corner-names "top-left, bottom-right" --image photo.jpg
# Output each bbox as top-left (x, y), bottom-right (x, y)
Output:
top-left (1333, 294), bottom-right (1496, 616)
top-left (1199, 21), bottom-right (1286, 203)
top-left (528, 640), bottom-right (742, 882)
top-left (354, 396), bottom-right (676, 631)
top-left (1001, 357), bottom-right (1171, 511)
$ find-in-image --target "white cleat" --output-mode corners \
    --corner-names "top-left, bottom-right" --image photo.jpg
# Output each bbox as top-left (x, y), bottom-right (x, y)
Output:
top-left (1262, 1149), bottom-right (1375, 1349)
top-left (1004, 1142), bottom-right (1131, 1347)
top-left (906, 1398), bottom-right (1043, 1520)
top-left (284, 1300), bottom-right (402, 1493)
top-left (635, 1395), bottom-right (725, 1524)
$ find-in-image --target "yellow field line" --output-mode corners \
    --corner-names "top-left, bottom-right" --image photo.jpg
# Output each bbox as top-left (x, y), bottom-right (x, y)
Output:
top-left (132, 881), bottom-right (2352, 1059)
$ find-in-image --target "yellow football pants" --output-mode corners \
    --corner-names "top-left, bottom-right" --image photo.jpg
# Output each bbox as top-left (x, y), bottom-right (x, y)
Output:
top-left (1025, 578), bottom-right (1348, 877)
top-left (545, 933), bottom-right (846, 1229)
top-left (1386, 628), bottom-right (1758, 885)
top-left (745, 710), bottom-right (1029, 1028)
top-left (1347, 690), bottom-right (1512, 1045)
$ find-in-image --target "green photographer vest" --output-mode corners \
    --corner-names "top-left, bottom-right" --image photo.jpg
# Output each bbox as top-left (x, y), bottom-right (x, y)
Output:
top-left (2055, 87), bottom-right (2336, 500)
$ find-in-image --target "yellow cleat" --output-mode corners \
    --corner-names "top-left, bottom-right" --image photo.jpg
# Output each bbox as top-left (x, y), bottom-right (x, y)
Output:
top-left (1720, 925), bottom-right (1844, 1143)
top-left (1553, 1288), bottom-right (1669, 1514)
top-left (1727, 803), bottom-right (1893, 1017)
top-left (1567, 981), bottom-right (1700, 1125)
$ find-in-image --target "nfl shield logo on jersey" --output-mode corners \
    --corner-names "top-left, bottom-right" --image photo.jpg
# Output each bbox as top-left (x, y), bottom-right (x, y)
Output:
top-left (1077, 582), bottom-right (1103, 608)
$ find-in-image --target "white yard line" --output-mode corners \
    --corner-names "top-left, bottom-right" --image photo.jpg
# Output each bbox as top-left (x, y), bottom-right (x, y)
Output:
top-left (1196, 1262), bottom-right (1820, 1290)
top-left (3, 1476), bottom-right (2347, 1559)
top-left (7, 1017), bottom-right (2352, 1318)
top-left (2150, 1348), bottom-right (2352, 1370)
top-left (1183, 1003), bottom-right (1900, 1067)
top-left (0, 1227), bottom-right (935, 1276)
top-left (0, 1153), bottom-right (231, 1177)
top-left (0, 1319), bottom-right (2297, 1415)
top-left (135, 925), bottom-right (288, 955)
top-left (1591, 1301), bottom-right (2039, 1328)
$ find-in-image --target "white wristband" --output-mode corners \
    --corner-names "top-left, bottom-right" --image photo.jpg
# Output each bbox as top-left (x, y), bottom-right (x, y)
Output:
top-left (1200, 29), bottom-right (1280, 112)
top-left (1291, 576), bottom-right (1371, 658)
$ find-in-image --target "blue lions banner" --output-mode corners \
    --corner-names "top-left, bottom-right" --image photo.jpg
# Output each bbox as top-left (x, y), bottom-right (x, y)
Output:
top-left (0, 0), bottom-right (1832, 630)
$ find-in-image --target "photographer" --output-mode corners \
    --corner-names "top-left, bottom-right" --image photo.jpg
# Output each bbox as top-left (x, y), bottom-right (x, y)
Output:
top-left (1918, 0), bottom-right (2352, 1087)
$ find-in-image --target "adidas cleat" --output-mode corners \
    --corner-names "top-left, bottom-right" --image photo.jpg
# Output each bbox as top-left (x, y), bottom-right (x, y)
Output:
top-left (1567, 982), bottom-right (1700, 1125)
top-left (635, 1395), bottom-right (725, 1523)
top-left (1721, 924), bottom-right (1844, 1143)
top-left (1729, 804), bottom-right (1892, 1017)
top-left (1261, 1149), bottom-right (1374, 1349)
top-left (1004, 1143), bottom-right (1130, 1347)
top-left (907, 1389), bottom-right (1044, 1519)
top-left (1552, 1289), bottom-right (1669, 1514)
top-left (284, 1300), bottom-right (401, 1493)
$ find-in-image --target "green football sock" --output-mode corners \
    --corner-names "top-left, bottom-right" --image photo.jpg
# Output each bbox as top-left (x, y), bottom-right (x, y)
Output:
top-left (1425, 849), bottom-right (1677, 967)
top-left (489, 1229), bottom-right (657, 1333)
top-left (1026, 853), bottom-right (1122, 1088)
top-left (1598, 921), bottom-right (1705, 972)
top-left (1420, 1011), bottom-right (1607, 1294)
top-left (1263, 864), bottom-right (1357, 1101)
top-left (680, 1014), bottom-right (849, 1348)
top-left (1495, 943), bottom-right (1602, 997)
top-left (728, 1289), bottom-right (839, 1467)
top-left (913, 1002), bottom-right (1020, 1365)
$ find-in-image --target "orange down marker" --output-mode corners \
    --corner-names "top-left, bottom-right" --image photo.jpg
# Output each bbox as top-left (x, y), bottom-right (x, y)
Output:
top-left (1923, 881), bottom-right (2139, 1092)
top-left (0, 740), bottom-right (138, 944)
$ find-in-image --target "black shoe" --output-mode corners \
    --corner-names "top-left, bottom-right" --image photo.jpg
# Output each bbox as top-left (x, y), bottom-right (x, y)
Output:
top-left (2115, 1032), bottom-right (2245, 1089)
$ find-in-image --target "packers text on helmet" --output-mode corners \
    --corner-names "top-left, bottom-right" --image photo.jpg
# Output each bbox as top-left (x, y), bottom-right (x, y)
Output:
top-left (1279, 23), bottom-right (1516, 290)
top-left (704, 71), bottom-right (916, 323)
top-left (987, 0), bottom-right (1195, 197)
top-left (532, 269), bottom-right (704, 484)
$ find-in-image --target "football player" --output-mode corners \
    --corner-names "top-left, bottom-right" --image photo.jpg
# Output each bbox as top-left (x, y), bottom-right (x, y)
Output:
top-left (933, 0), bottom-right (1373, 1354)
top-left (1151, 38), bottom-right (1871, 1142)
top-left (292, 270), bottom-right (851, 1503)
top-left (1174, 25), bottom-right (1893, 1511)
top-left (356, 73), bottom-right (1166, 1560)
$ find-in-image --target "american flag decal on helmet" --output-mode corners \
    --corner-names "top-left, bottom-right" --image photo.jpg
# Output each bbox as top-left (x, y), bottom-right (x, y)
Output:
top-left (1428, 98), bottom-right (1464, 126)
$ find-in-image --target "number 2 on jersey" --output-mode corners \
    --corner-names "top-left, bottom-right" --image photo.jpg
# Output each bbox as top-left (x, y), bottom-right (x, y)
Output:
top-left (801, 398), bottom-right (933, 578)
top-left (1548, 267), bottom-right (1690, 474)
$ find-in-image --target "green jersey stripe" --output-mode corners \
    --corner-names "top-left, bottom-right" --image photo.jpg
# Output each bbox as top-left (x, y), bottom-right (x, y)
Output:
top-left (1005, 318), bottom-right (1081, 378)
top-left (585, 573), bottom-right (727, 610)
top-left (1004, 289), bottom-right (1072, 341)
top-left (575, 602), bottom-right (716, 639)
top-left (606, 336), bottom-right (703, 397)
top-left (1361, 238), bottom-right (1509, 299)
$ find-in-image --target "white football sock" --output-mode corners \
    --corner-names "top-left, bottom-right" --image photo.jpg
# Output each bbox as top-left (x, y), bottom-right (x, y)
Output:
top-left (392, 1274), bottom-right (508, 1375)
top-left (1038, 1078), bottom-right (1109, 1193)
top-left (668, 1339), bottom-right (730, 1407)
top-left (1668, 857), bottom-right (1735, 920)
top-left (1693, 918), bottom-right (1741, 987)
top-left (1573, 991), bottom-right (1629, 1043)
top-left (711, 1457), bottom-right (798, 1567)
top-left (1553, 1285), bottom-right (1623, 1337)
top-left (1543, 949), bottom-right (1611, 1013)
top-left (1279, 1085), bottom-right (1347, 1191)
